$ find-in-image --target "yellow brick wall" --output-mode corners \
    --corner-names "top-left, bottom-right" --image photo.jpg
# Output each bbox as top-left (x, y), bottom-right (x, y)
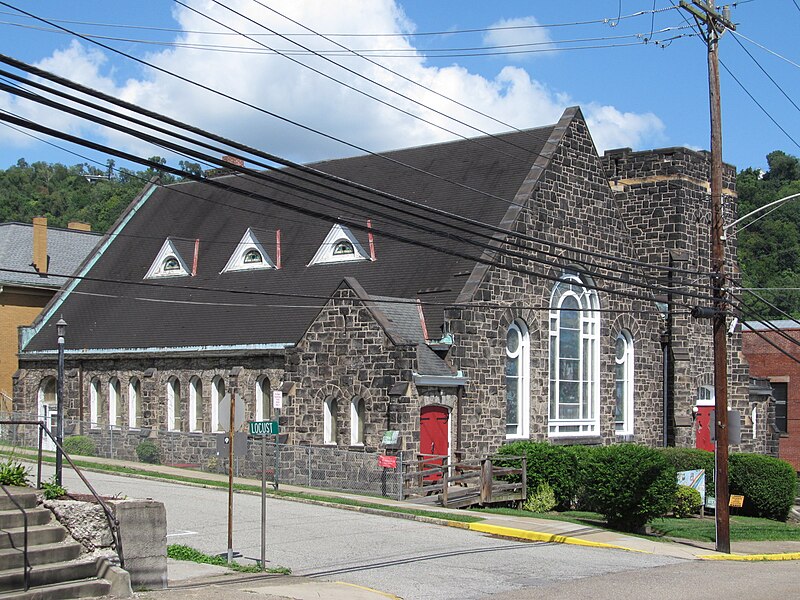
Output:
top-left (0, 286), bottom-right (53, 413)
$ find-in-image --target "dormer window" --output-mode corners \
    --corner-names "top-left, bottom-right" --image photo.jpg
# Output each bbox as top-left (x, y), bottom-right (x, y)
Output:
top-left (221, 229), bottom-right (275, 273)
top-left (309, 224), bottom-right (371, 266)
top-left (243, 249), bottom-right (263, 264)
top-left (145, 239), bottom-right (191, 279)
top-left (333, 240), bottom-right (354, 256)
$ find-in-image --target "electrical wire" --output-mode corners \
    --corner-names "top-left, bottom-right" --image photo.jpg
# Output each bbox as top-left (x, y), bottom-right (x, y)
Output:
top-left (0, 109), bottom-right (710, 311)
top-left (0, 54), bottom-right (714, 281)
top-left (0, 78), bottom-right (720, 304)
top-left (731, 30), bottom-right (800, 71)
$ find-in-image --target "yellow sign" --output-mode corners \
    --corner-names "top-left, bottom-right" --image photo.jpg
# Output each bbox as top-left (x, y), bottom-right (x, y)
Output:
top-left (729, 495), bottom-right (744, 508)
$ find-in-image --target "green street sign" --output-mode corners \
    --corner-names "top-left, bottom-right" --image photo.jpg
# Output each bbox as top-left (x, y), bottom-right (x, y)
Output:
top-left (249, 420), bottom-right (279, 436)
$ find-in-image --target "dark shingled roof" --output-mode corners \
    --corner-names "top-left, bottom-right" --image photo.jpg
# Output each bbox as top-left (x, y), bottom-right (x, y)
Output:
top-left (0, 222), bottom-right (100, 288)
top-left (22, 122), bottom-right (556, 353)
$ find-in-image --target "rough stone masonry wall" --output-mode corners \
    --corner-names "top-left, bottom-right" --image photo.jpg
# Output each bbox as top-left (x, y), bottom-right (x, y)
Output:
top-left (602, 147), bottom-right (755, 452)
top-left (448, 115), bottom-right (665, 458)
top-left (285, 285), bottom-right (419, 452)
top-left (13, 353), bottom-right (285, 462)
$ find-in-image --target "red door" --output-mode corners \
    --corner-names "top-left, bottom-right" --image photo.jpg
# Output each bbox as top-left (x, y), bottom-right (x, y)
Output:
top-left (420, 406), bottom-right (449, 480)
top-left (695, 406), bottom-right (714, 451)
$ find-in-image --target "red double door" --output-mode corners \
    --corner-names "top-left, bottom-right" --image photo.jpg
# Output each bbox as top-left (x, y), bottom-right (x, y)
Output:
top-left (420, 406), bottom-right (449, 479)
top-left (695, 406), bottom-right (714, 451)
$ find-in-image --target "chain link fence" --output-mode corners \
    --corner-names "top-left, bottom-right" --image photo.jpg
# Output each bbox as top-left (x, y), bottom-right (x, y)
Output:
top-left (0, 412), bottom-right (407, 498)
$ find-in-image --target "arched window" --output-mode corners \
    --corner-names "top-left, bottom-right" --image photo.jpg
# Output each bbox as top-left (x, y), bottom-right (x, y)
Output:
top-left (163, 256), bottom-right (180, 271)
top-left (548, 272), bottom-right (600, 436)
top-left (37, 377), bottom-right (57, 451)
top-left (189, 377), bottom-right (202, 433)
top-left (167, 377), bottom-right (181, 432)
top-left (333, 240), bottom-right (354, 256)
top-left (324, 396), bottom-right (338, 445)
top-left (256, 376), bottom-right (271, 421)
top-left (614, 330), bottom-right (634, 435)
top-left (243, 249), bottom-right (263, 264)
top-left (505, 320), bottom-right (530, 438)
top-left (211, 376), bottom-right (225, 432)
top-left (108, 377), bottom-right (121, 428)
top-left (89, 377), bottom-right (100, 429)
top-left (350, 397), bottom-right (365, 445)
top-left (128, 378), bottom-right (141, 429)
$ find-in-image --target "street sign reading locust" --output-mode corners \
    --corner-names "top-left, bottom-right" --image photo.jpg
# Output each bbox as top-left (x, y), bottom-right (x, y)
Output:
top-left (249, 420), bottom-right (279, 436)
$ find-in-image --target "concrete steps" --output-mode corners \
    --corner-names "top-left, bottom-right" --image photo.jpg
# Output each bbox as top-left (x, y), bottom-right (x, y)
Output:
top-left (0, 486), bottom-right (126, 598)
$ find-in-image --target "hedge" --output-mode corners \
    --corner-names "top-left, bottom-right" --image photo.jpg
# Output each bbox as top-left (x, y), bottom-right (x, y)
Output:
top-left (497, 441), bottom-right (580, 510)
top-left (63, 435), bottom-right (96, 457)
top-left (729, 453), bottom-right (797, 521)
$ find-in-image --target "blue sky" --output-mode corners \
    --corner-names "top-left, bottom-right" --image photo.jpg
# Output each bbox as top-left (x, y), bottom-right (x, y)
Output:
top-left (0, 1), bottom-right (797, 174)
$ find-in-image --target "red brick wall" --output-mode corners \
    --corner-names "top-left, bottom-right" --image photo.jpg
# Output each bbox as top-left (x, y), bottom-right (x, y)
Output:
top-left (742, 329), bottom-right (800, 470)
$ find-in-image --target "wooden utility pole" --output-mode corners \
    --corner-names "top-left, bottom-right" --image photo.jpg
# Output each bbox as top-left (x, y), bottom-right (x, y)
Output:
top-left (679, 0), bottom-right (736, 554)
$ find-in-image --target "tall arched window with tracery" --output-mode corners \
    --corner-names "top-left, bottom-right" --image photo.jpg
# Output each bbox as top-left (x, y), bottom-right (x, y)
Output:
top-left (614, 330), bottom-right (634, 435)
top-left (548, 272), bottom-right (600, 436)
top-left (505, 320), bottom-right (530, 438)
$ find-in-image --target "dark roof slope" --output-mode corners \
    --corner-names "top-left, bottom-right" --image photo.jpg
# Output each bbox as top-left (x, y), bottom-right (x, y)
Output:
top-left (0, 222), bottom-right (100, 288)
top-left (22, 121), bottom-right (557, 353)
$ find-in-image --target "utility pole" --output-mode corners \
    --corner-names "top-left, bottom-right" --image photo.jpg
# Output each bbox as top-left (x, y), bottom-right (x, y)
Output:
top-left (679, 0), bottom-right (736, 554)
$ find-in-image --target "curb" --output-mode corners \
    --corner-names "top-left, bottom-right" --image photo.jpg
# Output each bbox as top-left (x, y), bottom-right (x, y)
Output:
top-left (697, 552), bottom-right (800, 561)
top-left (464, 522), bottom-right (638, 551)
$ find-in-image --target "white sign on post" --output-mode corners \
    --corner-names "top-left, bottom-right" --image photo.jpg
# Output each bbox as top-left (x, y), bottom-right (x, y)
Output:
top-left (218, 392), bottom-right (246, 431)
top-left (272, 390), bottom-right (283, 410)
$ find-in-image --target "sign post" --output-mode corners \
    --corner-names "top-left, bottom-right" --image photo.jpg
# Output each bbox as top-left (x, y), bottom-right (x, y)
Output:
top-left (272, 390), bottom-right (283, 490)
top-left (249, 420), bottom-right (279, 572)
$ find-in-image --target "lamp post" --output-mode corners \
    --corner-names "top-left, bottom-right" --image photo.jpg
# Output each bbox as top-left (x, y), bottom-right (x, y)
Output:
top-left (55, 317), bottom-right (67, 486)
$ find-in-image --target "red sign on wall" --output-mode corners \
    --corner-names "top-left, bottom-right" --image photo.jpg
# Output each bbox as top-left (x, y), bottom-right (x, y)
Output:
top-left (378, 455), bottom-right (397, 469)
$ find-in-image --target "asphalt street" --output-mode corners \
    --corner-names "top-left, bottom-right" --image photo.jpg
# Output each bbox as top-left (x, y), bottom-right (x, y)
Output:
top-left (54, 467), bottom-right (686, 600)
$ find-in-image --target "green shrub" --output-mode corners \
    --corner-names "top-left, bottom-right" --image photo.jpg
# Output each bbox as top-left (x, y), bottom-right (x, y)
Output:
top-left (0, 459), bottom-right (30, 487)
top-left (523, 481), bottom-right (557, 513)
top-left (135, 440), bottom-right (161, 465)
top-left (562, 444), bottom-right (598, 511)
top-left (659, 447), bottom-right (715, 489)
top-left (497, 441), bottom-right (580, 510)
top-left (42, 475), bottom-right (67, 500)
top-left (729, 453), bottom-right (797, 521)
top-left (63, 435), bottom-right (96, 457)
top-left (673, 485), bottom-right (702, 518)
top-left (582, 444), bottom-right (677, 532)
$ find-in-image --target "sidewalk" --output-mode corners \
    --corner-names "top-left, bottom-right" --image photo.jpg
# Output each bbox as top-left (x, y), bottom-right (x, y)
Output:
top-left (13, 447), bottom-right (800, 563)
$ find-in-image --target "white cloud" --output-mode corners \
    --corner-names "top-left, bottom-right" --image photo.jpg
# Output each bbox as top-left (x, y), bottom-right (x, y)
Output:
top-left (481, 16), bottom-right (556, 61)
top-left (0, 0), bottom-right (666, 165)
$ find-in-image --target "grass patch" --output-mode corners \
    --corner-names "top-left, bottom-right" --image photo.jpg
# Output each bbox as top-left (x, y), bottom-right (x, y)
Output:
top-left (650, 515), bottom-right (800, 542)
top-left (1, 447), bottom-right (482, 524)
top-left (167, 544), bottom-right (290, 574)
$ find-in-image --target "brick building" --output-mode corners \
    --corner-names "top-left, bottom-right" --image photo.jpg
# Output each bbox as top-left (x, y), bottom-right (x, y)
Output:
top-left (12, 107), bottom-right (766, 465)
top-left (742, 321), bottom-right (800, 471)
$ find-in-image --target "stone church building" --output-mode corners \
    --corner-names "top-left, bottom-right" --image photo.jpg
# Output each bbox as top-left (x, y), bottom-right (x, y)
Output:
top-left (12, 107), bottom-right (770, 466)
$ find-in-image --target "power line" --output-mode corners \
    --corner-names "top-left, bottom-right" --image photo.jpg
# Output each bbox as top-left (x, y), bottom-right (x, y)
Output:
top-left (0, 6), bottom-right (678, 38)
top-left (0, 54), bottom-right (713, 282)
top-left (0, 109), bottom-right (710, 310)
top-left (731, 30), bottom-right (800, 70)
top-left (1, 75), bottom-right (720, 305)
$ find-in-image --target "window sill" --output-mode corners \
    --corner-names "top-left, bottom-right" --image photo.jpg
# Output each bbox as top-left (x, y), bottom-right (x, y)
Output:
top-left (548, 436), bottom-right (603, 446)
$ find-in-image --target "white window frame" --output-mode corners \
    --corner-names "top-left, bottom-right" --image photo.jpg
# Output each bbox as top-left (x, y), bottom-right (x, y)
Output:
top-left (350, 396), bottom-right (365, 446)
top-left (211, 376), bottom-right (224, 433)
top-left (505, 320), bottom-right (530, 439)
top-left (128, 378), bottom-right (141, 429)
top-left (255, 376), bottom-right (271, 421)
top-left (697, 384), bottom-right (715, 407)
top-left (189, 376), bottom-right (202, 433)
top-left (324, 396), bottom-right (338, 445)
top-left (89, 378), bottom-right (100, 429)
top-left (144, 239), bottom-right (190, 279)
top-left (167, 377), bottom-right (181, 432)
top-left (308, 224), bottom-right (371, 266)
top-left (108, 377), bottom-right (121, 429)
top-left (220, 228), bottom-right (276, 273)
top-left (614, 330), bottom-right (634, 436)
top-left (548, 273), bottom-right (600, 437)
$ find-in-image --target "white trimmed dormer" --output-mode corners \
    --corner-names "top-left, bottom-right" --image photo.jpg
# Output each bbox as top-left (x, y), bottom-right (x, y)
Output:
top-left (221, 228), bottom-right (276, 273)
top-left (308, 223), bottom-right (371, 266)
top-left (144, 239), bottom-right (191, 279)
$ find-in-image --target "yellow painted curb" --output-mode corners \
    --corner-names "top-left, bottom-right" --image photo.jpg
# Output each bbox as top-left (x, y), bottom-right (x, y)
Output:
top-left (334, 581), bottom-right (403, 599)
top-left (466, 522), bottom-right (639, 551)
top-left (697, 552), bottom-right (800, 561)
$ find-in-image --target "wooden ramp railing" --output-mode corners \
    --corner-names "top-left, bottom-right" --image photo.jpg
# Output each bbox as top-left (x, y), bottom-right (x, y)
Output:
top-left (402, 454), bottom-right (526, 509)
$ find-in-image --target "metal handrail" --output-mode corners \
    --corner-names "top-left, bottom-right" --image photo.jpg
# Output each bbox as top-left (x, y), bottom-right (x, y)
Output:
top-left (0, 484), bottom-right (31, 591)
top-left (0, 419), bottom-right (125, 569)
